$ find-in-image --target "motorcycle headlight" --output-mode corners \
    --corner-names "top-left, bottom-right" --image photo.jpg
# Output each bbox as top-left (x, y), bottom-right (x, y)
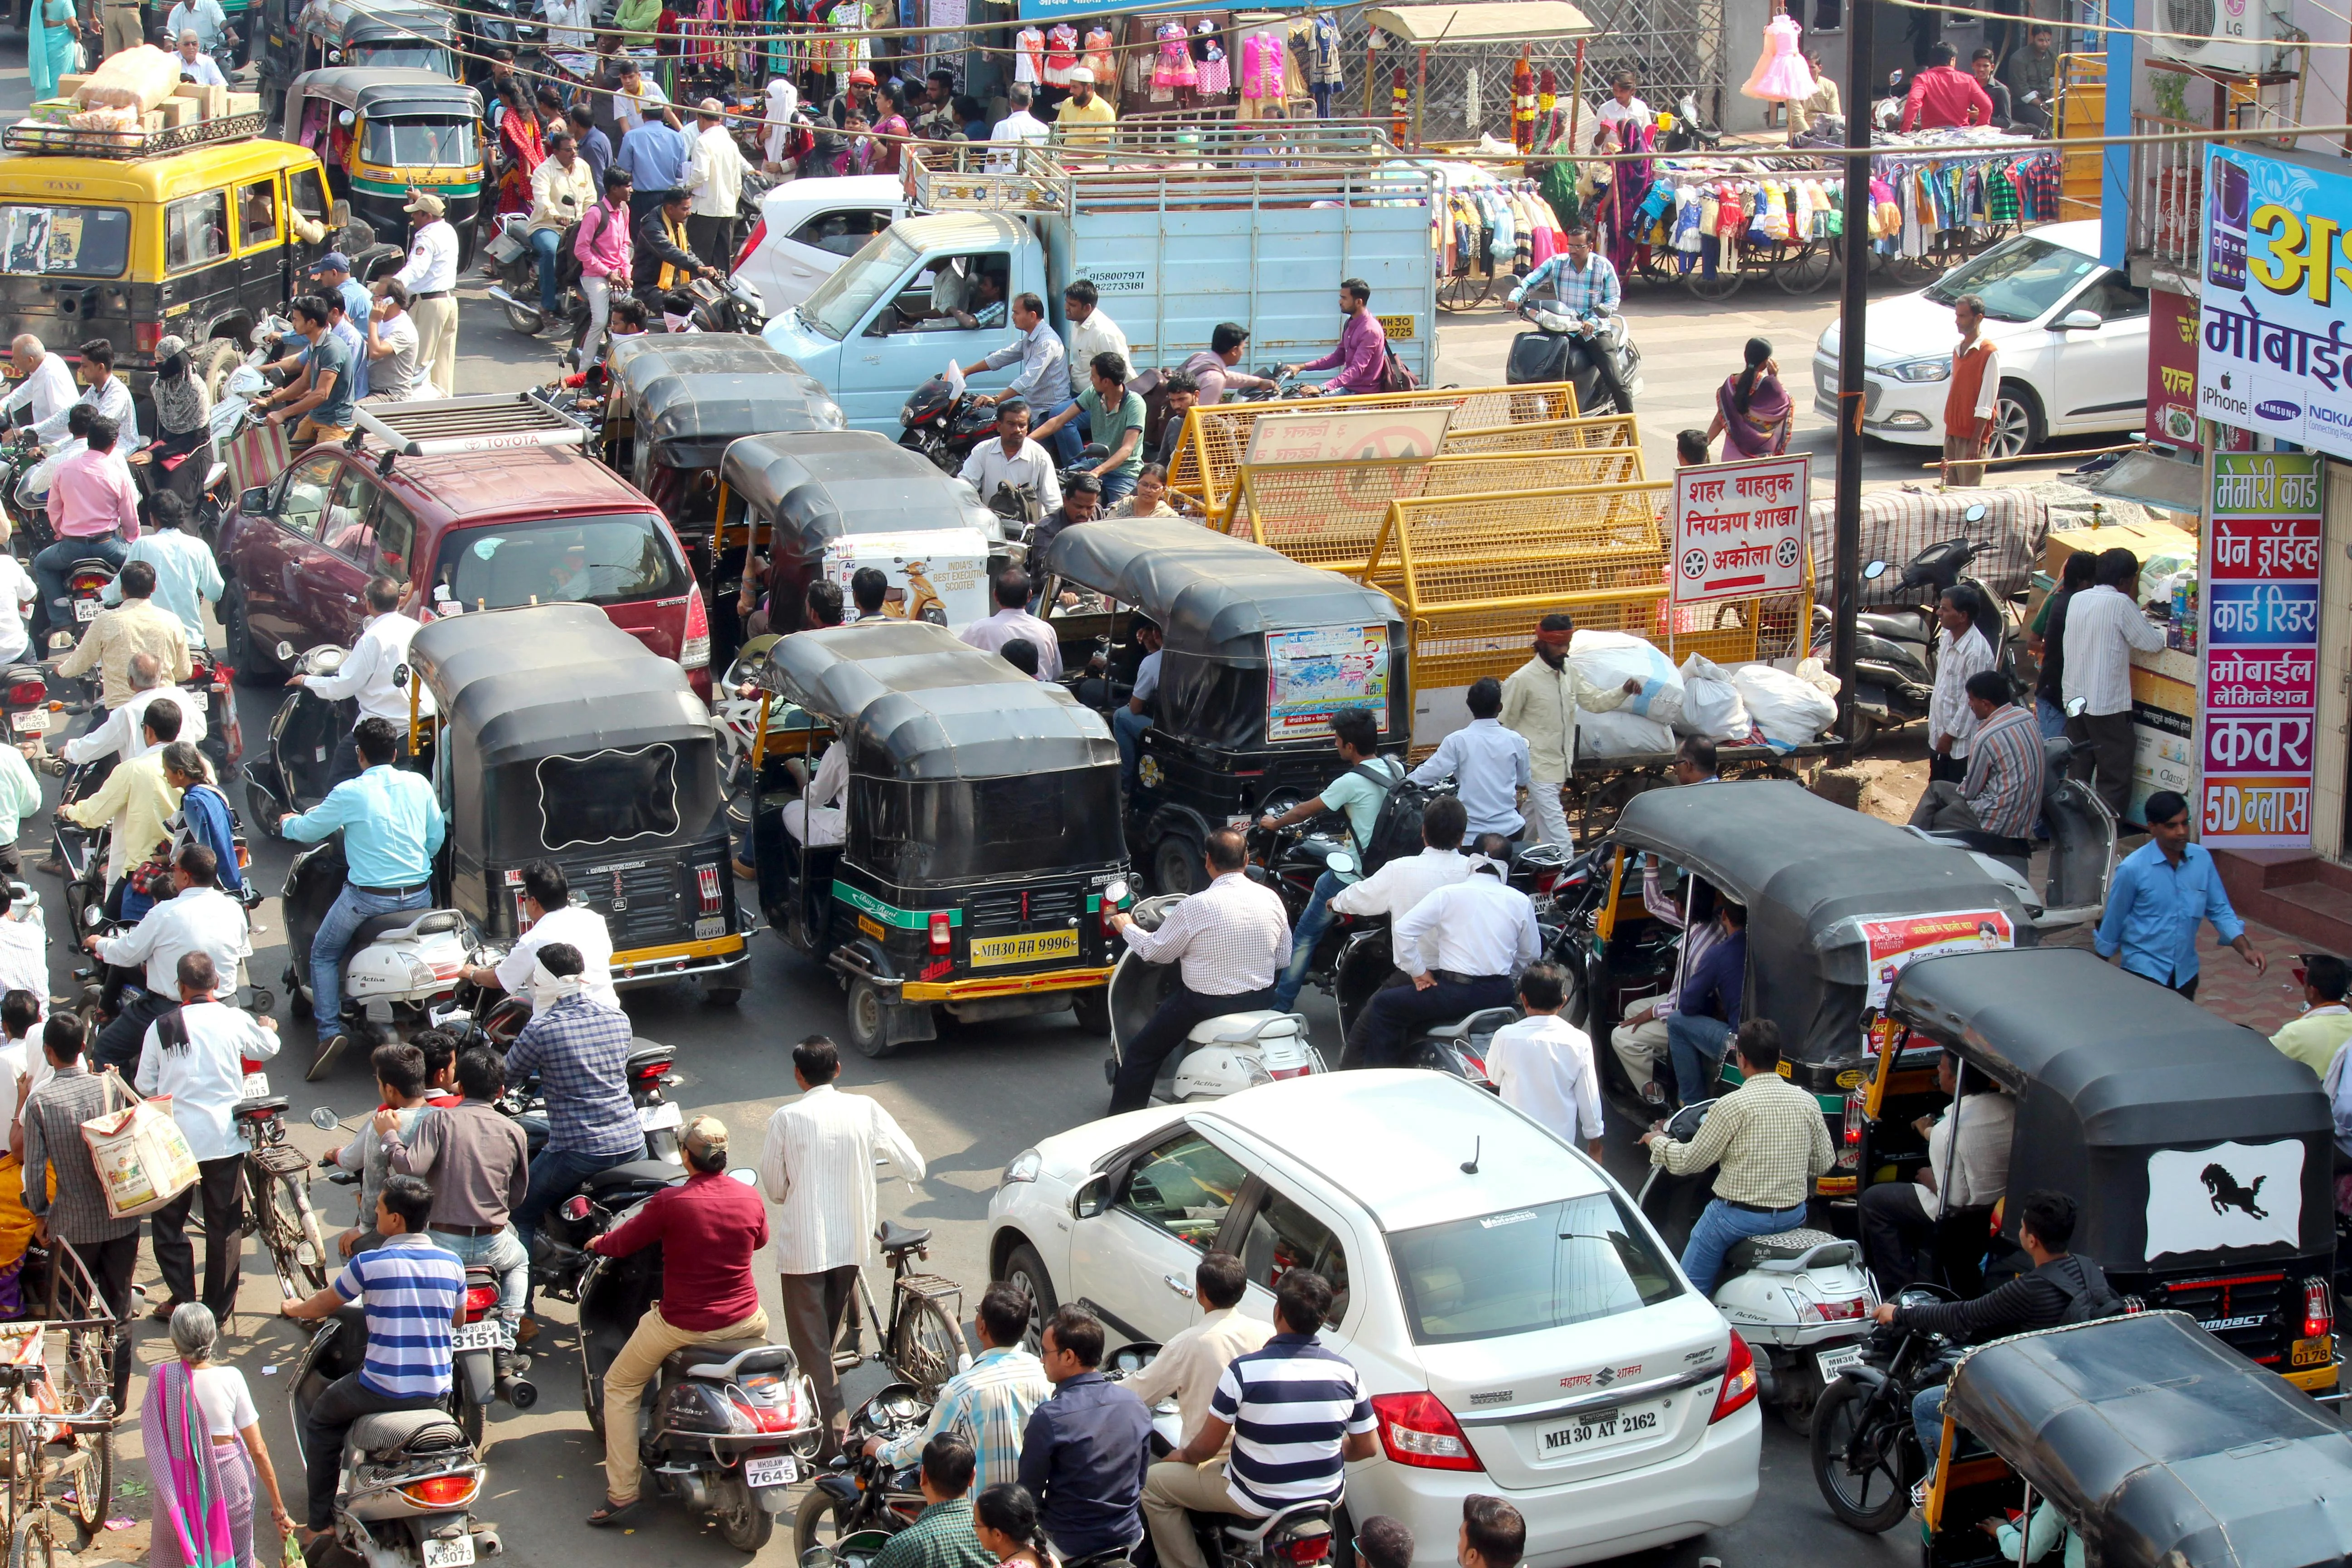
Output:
top-left (900, 405), bottom-right (914, 428)
top-left (1887, 357), bottom-right (1952, 383)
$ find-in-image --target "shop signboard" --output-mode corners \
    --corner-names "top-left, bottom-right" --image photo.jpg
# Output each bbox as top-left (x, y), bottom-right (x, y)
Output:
top-left (1670, 453), bottom-right (1809, 605)
top-left (2198, 144), bottom-right (2352, 461)
top-left (2200, 451), bottom-right (2324, 848)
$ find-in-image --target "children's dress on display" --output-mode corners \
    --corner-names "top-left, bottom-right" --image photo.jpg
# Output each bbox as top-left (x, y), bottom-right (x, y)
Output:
top-left (1153, 20), bottom-right (1197, 87)
top-left (1014, 24), bottom-right (1044, 83)
top-left (1239, 29), bottom-right (1285, 113)
top-left (1044, 22), bottom-right (1078, 84)
top-left (1742, 14), bottom-right (1815, 101)
top-left (1082, 26), bottom-right (1116, 90)
top-left (1193, 20), bottom-right (1230, 93)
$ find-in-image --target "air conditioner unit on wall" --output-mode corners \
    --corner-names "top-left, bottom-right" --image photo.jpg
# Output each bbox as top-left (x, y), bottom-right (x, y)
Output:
top-left (2151, 0), bottom-right (2291, 75)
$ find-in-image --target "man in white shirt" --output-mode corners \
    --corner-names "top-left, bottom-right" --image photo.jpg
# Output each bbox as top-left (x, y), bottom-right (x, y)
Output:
top-left (173, 29), bottom-right (227, 84)
top-left (1326, 792), bottom-right (1470, 924)
top-left (986, 83), bottom-right (1050, 172)
top-left (612, 60), bottom-right (671, 137)
top-left (1498, 614), bottom-right (1639, 849)
top-left (460, 860), bottom-right (620, 1009)
top-left (1925, 585), bottom-right (1994, 786)
top-left (0, 887), bottom-right (45, 1026)
top-left (392, 193), bottom-right (461, 400)
top-left (1354, 848), bottom-right (1538, 1068)
top-left (1485, 964), bottom-right (1603, 1156)
top-left (958, 400), bottom-right (1062, 518)
top-left (86, 843), bottom-right (250, 1070)
top-left (0, 992), bottom-right (52, 1113)
top-left (959, 569), bottom-right (1062, 680)
top-left (0, 551), bottom-right (33, 665)
top-left (164, 0), bottom-right (230, 54)
top-left (60, 652), bottom-right (204, 770)
top-left (783, 735), bottom-right (847, 848)
top-left (758, 1035), bottom-right (925, 1447)
top-left (1857, 1049), bottom-right (2014, 1290)
top-left (1407, 676), bottom-right (1532, 841)
top-left (32, 340), bottom-right (141, 451)
top-left (686, 99), bottom-right (748, 268)
top-left (287, 577), bottom-right (433, 783)
top-left (137, 949), bottom-right (279, 1318)
top-left (1126, 1250), bottom-right (1270, 1446)
top-left (2061, 546), bottom-right (2165, 821)
top-left (362, 279), bottom-right (424, 403)
top-left (541, 0), bottom-right (592, 49)
top-left (1064, 281), bottom-right (1129, 378)
top-left (1, 337), bottom-right (75, 436)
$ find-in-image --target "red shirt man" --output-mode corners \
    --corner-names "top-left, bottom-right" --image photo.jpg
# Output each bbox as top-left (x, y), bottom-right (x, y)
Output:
top-left (1901, 46), bottom-right (1996, 131)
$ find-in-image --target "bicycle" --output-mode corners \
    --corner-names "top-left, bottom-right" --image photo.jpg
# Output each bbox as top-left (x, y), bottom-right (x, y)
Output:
top-left (27, 1242), bottom-right (119, 1538)
top-left (232, 1088), bottom-right (328, 1302)
top-left (830, 1222), bottom-right (967, 1400)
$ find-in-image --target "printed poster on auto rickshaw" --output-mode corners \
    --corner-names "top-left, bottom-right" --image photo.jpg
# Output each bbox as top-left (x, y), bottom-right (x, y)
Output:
top-left (1671, 454), bottom-right (1809, 605)
top-left (1266, 625), bottom-right (1390, 744)
top-left (822, 532), bottom-right (991, 632)
top-left (1859, 910), bottom-right (2015, 1021)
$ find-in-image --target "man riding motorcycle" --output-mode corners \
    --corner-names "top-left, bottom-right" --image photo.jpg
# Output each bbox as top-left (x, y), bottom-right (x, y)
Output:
top-left (1507, 223), bottom-right (1634, 414)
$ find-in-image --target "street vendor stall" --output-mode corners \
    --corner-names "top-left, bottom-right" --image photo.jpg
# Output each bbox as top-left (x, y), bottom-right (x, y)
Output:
top-left (1362, 3), bottom-right (1595, 150)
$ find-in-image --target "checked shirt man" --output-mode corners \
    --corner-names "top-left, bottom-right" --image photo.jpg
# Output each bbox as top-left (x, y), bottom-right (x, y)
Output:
top-left (502, 943), bottom-right (642, 1295)
top-left (871, 1284), bottom-right (1050, 1487)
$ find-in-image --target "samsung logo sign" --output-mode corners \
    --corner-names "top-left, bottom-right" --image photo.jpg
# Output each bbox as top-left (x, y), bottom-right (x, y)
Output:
top-left (2256, 398), bottom-right (2303, 420)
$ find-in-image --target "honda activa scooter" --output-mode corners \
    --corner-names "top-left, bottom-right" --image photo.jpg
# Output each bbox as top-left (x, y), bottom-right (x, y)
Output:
top-left (1106, 885), bottom-right (1323, 1102)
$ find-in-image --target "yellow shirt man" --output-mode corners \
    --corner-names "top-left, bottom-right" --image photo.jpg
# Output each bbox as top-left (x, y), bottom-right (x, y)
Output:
top-left (61, 749), bottom-right (181, 886)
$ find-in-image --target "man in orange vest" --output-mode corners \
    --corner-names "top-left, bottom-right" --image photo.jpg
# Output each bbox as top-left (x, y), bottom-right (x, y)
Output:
top-left (1943, 294), bottom-right (2000, 486)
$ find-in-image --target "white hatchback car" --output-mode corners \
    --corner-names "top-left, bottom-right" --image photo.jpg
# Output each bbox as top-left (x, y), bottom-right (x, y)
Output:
top-left (731, 175), bottom-right (911, 320)
top-left (985, 1073), bottom-right (1761, 1568)
top-left (1813, 219), bottom-right (2149, 459)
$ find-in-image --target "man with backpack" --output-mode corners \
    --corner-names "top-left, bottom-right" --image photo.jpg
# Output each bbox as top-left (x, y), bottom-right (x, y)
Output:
top-left (1255, 708), bottom-right (1407, 1012)
top-left (1499, 613), bottom-right (1644, 849)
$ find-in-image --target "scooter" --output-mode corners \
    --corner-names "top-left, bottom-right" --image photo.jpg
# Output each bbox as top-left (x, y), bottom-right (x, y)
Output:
top-left (1328, 922), bottom-right (1514, 1082)
top-left (1105, 884), bottom-right (1322, 1102)
top-left (275, 833), bottom-right (472, 1078)
top-left (681, 271), bottom-right (768, 335)
top-left (1808, 526), bottom-right (2018, 747)
top-left (487, 212), bottom-right (588, 340)
top-left (289, 1308), bottom-right (500, 1568)
top-left (241, 642), bottom-right (355, 828)
top-left (1504, 301), bottom-right (1645, 416)
top-left (1638, 1098), bottom-right (1875, 1434)
top-left (573, 1166), bottom-right (822, 1550)
top-left (1907, 733), bottom-right (2118, 930)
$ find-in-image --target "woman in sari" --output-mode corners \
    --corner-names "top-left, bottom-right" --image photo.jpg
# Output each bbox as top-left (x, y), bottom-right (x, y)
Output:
top-left (1706, 336), bottom-right (1794, 457)
top-left (1600, 113), bottom-right (1654, 279)
top-left (494, 78), bottom-right (546, 216)
top-left (30, 0), bottom-right (80, 103)
top-left (142, 1304), bottom-right (293, 1568)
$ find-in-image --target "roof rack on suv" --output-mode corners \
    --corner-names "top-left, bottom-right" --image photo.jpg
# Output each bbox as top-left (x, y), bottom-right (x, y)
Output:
top-left (352, 392), bottom-right (589, 469)
top-left (2, 112), bottom-right (264, 159)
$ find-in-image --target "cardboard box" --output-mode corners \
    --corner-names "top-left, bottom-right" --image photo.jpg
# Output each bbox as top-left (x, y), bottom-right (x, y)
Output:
top-left (140, 108), bottom-right (164, 135)
top-left (171, 82), bottom-right (228, 119)
top-left (225, 92), bottom-right (261, 118)
top-left (28, 99), bottom-right (77, 125)
top-left (156, 98), bottom-right (196, 128)
top-left (56, 74), bottom-right (89, 101)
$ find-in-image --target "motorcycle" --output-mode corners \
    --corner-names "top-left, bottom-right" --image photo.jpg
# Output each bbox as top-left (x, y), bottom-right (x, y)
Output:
top-left (1906, 733), bottom-right (2118, 931)
top-left (1327, 921), bottom-right (1514, 1083)
top-left (1807, 525), bottom-right (2019, 747)
top-left (1809, 1284), bottom-right (1963, 1533)
top-left (486, 213), bottom-right (588, 340)
top-left (1639, 1098), bottom-right (1877, 1434)
top-left (681, 271), bottom-right (767, 335)
top-left (0, 437), bottom-right (55, 555)
top-left (1, 663), bottom-right (52, 769)
top-left (1106, 884), bottom-right (1322, 1102)
top-left (1503, 301), bottom-right (1644, 416)
top-left (792, 1382), bottom-right (930, 1559)
top-left (37, 551), bottom-right (119, 655)
top-left (289, 1308), bottom-right (500, 1568)
top-left (1661, 88), bottom-right (1722, 152)
top-left (573, 1165), bottom-right (823, 1550)
top-left (898, 373), bottom-right (1001, 476)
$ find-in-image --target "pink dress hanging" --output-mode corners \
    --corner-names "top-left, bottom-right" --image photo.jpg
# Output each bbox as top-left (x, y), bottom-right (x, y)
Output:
top-left (1152, 21), bottom-right (1196, 88)
top-left (1240, 31), bottom-right (1285, 100)
top-left (1742, 14), bottom-right (1816, 101)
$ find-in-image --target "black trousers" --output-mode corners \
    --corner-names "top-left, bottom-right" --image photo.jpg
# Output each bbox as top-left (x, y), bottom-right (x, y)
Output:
top-left (93, 992), bottom-right (173, 1074)
top-left (150, 1154), bottom-right (244, 1318)
top-left (1108, 983), bottom-right (1279, 1114)
top-left (1927, 751), bottom-right (1967, 785)
top-left (685, 213), bottom-right (732, 268)
top-left (1858, 1181), bottom-right (1936, 1293)
top-left (302, 1372), bottom-right (440, 1530)
top-left (1349, 974), bottom-right (1515, 1068)
top-left (56, 1232), bottom-right (138, 1412)
top-left (2064, 710), bottom-right (2135, 823)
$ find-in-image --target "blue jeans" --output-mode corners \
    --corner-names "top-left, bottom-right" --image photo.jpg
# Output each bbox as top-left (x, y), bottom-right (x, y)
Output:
top-left (429, 1225), bottom-right (529, 1326)
top-left (1912, 1382), bottom-right (1947, 1475)
top-left (1112, 705), bottom-right (1151, 787)
top-left (312, 883), bottom-right (430, 1032)
top-left (1681, 1196), bottom-right (1809, 1296)
top-left (1037, 394), bottom-right (1083, 466)
top-left (513, 1144), bottom-right (638, 1296)
top-left (1667, 1011), bottom-right (1734, 1104)
top-left (1274, 870), bottom-right (1343, 1012)
top-left (33, 535), bottom-right (129, 646)
top-left (528, 226), bottom-right (563, 315)
top-left (1098, 468), bottom-right (1137, 504)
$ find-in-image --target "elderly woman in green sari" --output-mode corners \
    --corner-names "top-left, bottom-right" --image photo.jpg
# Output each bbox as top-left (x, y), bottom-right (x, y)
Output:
top-left (30, 0), bottom-right (82, 103)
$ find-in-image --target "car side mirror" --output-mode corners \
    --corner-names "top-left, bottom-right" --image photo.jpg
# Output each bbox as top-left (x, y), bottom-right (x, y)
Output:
top-left (1072, 1173), bottom-right (1108, 1220)
top-left (239, 485), bottom-right (272, 515)
top-left (2054, 309), bottom-right (2103, 331)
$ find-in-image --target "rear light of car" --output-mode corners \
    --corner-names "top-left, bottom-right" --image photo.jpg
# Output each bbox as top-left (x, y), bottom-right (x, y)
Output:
top-left (1837, 1088), bottom-right (1865, 1171)
top-left (1368, 1391), bottom-right (1480, 1471)
top-left (2306, 1278), bottom-right (2334, 1341)
top-left (697, 862), bottom-right (723, 916)
top-left (399, 1474), bottom-right (480, 1509)
top-left (681, 583), bottom-right (710, 670)
top-left (461, 1285), bottom-right (498, 1323)
top-left (1710, 1333), bottom-right (1758, 1423)
top-left (732, 219), bottom-right (766, 273)
top-left (132, 321), bottom-right (162, 354)
top-left (929, 911), bottom-right (953, 954)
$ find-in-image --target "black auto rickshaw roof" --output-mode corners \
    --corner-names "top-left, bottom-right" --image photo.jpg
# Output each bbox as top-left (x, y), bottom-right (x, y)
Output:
top-left (300, 0), bottom-right (456, 42)
top-left (408, 604), bottom-right (715, 771)
top-left (720, 431), bottom-right (1000, 546)
top-left (607, 338), bottom-right (841, 469)
top-left (1946, 1313), bottom-right (2352, 1568)
top-left (1610, 781), bottom-right (2036, 1063)
top-left (760, 620), bottom-right (1115, 781)
top-left (286, 67), bottom-right (480, 119)
top-left (1040, 519), bottom-right (1402, 660)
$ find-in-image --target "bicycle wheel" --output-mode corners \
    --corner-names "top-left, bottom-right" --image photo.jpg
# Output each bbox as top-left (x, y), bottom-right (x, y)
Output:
top-left (59, 1326), bottom-right (111, 1424)
top-left (264, 1173), bottom-right (327, 1299)
top-left (887, 1292), bottom-right (964, 1400)
top-left (64, 1428), bottom-right (108, 1533)
top-left (7, 1505), bottom-right (55, 1568)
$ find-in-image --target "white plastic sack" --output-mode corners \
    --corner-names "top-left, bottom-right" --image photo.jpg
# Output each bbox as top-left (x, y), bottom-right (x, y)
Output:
top-left (1676, 652), bottom-right (1754, 742)
top-left (1579, 706), bottom-right (1681, 758)
top-left (1731, 662), bottom-right (1839, 746)
top-left (1570, 628), bottom-right (1685, 733)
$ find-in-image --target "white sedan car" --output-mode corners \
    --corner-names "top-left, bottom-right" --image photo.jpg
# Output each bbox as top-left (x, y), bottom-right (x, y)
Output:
top-left (730, 175), bottom-right (911, 320)
top-left (985, 1073), bottom-right (1761, 1568)
top-left (1813, 219), bottom-right (2149, 459)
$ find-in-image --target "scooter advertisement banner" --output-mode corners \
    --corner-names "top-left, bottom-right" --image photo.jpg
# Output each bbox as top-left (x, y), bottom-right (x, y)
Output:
top-left (1266, 624), bottom-right (1390, 744)
top-left (1671, 454), bottom-right (1810, 606)
top-left (1857, 910), bottom-right (2015, 1014)
top-left (821, 532), bottom-right (992, 632)
top-left (2200, 452), bottom-right (2324, 848)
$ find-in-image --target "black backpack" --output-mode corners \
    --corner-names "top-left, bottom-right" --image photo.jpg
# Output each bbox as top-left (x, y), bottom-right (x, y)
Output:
top-left (1346, 759), bottom-right (1436, 876)
top-left (2049, 1254), bottom-right (2124, 1325)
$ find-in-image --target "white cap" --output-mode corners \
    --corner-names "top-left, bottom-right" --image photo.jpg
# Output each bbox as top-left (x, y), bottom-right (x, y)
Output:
top-left (1068, 66), bottom-right (1095, 83)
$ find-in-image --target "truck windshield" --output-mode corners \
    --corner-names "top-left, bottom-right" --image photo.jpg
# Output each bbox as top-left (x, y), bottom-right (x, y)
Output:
top-left (362, 117), bottom-right (476, 167)
top-left (0, 205), bottom-right (130, 278)
top-left (799, 229), bottom-right (917, 341)
top-left (431, 514), bottom-right (687, 611)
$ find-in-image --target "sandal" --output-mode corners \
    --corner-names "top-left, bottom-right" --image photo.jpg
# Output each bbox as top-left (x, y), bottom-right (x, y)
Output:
top-left (585, 1498), bottom-right (640, 1528)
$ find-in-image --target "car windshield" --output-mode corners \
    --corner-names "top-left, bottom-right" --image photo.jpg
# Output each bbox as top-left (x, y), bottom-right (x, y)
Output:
top-left (361, 117), bottom-right (476, 167)
top-left (0, 204), bottom-right (131, 278)
top-left (1389, 1193), bottom-right (1682, 1345)
top-left (431, 514), bottom-right (686, 611)
top-left (799, 229), bottom-right (918, 341)
top-left (1924, 235), bottom-right (2100, 323)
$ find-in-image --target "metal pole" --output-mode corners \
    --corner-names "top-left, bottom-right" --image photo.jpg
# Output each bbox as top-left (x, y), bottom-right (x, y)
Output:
top-left (1833, 0), bottom-right (1873, 740)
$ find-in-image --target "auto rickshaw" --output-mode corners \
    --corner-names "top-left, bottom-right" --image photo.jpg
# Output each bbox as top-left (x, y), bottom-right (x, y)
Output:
top-left (281, 69), bottom-right (481, 268)
top-left (259, 0), bottom-right (461, 125)
top-left (748, 620), bottom-right (1126, 1057)
top-left (1565, 781), bottom-right (2038, 1193)
top-left (404, 602), bottom-right (752, 1002)
top-left (1918, 1312), bottom-right (2352, 1568)
top-left (603, 336), bottom-right (844, 583)
top-left (1033, 519), bottom-right (1409, 896)
top-left (1880, 947), bottom-right (2337, 1396)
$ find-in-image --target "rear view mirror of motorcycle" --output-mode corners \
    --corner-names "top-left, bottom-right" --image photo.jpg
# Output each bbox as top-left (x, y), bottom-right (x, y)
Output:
top-left (727, 1167), bottom-right (759, 1186)
top-left (307, 1106), bottom-right (342, 1132)
top-left (561, 1195), bottom-right (594, 1220)
top-left (2065, 696), bottom-right (2088, 718)
top-left (1324, 852), bottom-right (1356, 877)
top-left (1103, 877), bottom-right (1130, 908)
top-left (1862, 561), bottom-right (1889, 581)
top-left (1963, 503), bottom-right (1988, 523)
top-left (82, 905), bottom-right (102, 929)
top-left (274, 642), bottom-right (295, 661)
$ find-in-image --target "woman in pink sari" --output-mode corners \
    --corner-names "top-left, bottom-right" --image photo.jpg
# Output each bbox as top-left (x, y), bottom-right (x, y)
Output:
top-left (143, 1305), bottom-right (293, 1568)
top-left (1706, 336), bottom-right (1794, 457)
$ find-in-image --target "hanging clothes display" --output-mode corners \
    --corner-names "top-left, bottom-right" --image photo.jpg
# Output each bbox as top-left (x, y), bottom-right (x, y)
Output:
top-left (1153, 20), bottom-right (1198, 89)
top-left (1236, 24), bottom-right (1286, 118)
top-left (1193, 20), bottom-right (1230, 96)
top-left (1597, 114), bottom-right (1652, 276)
top-left (1044, 22), bottom-right (1078, 85)
top-left (1742, 12), bottom-right (1816, 101)
top-left (1302, 13), bottom-right (1341, 117)
top-left (1014, 24), bottom-right (1044, 84)
top-left (1082, 25), bottom-right (1117, 98)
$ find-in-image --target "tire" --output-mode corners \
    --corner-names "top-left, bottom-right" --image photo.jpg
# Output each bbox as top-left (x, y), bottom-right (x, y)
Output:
top-left (846, 978), bottom-right (894, 1059)
top-left (8, 1508), bottom-right (55, 1568)
top-left (194, 338), bottom-right (240, 407)
top-left (793, 1487), bottom-right (856, 1561)
top-left (716, 1477), bottom-right (774, 1552)
top-left (287, 976), bottom-right (314, 1022)
top-left (647, 1125), bottom-right (680, 1163)
top-left (501, 292), bottom-right (546, 336)
top-left (1070, 986), bottom-right (1112, 1036)
top-left (222, 583), bottom-right (281, 686)
top-left (581, 1359), bottom-right (605, 1442)
top-left (998, 1242), bottom-right (1059, 1352)
top-left (1684, 266), bottom-right (1745, 302)
top-left (450, 1384), bottom-right (485, 1449)
top-left (1984, 381), bottom-right (2044, 461)
top-left (888, 1290), bottom-right (964, 1398)
top-left (274, 1176), bottom-right (329, 1294)
top-left (1809, 1377), bottom-right (1913, 1534)
top-left (1151, 834), bottom-right (1204, 897)
top-left (69, 1423), bottom-right (110, 1532)
top-left (1776, 240), bottom-right (1837, 295)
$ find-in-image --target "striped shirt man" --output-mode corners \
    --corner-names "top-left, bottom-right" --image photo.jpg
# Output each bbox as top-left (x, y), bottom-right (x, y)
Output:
top-left (1960, 701), bottom-right (2045, 839)
top-left (877, 1344), bottom-right (1052, 1486)
top-left (333, 1233), bottom-right (466, 1398)
top-left (1209, 1334), bottom-right (1377, 1515)
top-left (1928, 624), bottom-right (1995, 759)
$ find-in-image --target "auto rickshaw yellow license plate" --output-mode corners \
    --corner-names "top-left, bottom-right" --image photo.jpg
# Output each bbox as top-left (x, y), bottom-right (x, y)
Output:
top-left (2294, 1334), bottom-right (2334, 1368)
top-left (970, 928), bottom-right (1079, 967)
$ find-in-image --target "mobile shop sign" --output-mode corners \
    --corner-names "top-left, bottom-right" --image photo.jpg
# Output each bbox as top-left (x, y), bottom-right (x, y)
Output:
top-left (2198, 145), bottom-right (2352, 460)
top-left (1857, 909), bottom-right (2015, 1014)
top-left (1672, 454), bottom-right (1809, 605)
top-left (2201, 452), bottom-right (2324, 848)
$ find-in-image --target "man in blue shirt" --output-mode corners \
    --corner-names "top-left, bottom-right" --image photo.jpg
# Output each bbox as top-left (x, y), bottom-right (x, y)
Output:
top-left (1256, 705), bottom-right (1401, 1011)
top-left (99, 491), bottom-right (220, 646)
top-left (566, 104), bottom-right (613, 190)
top-left (280, 717), bottom-right (446, 1072)
top-left (306, 252), bottom-right (372, 331)
top-left (1667, 898), bottom-right (1747, 1106)
top-left (1019, 1306), bottom-right (1152, 1565)
top-left (2095, 789), bottom-right (2266, 998)
top-left (1407, 676), bottom-right (1532, 841)
top-left (282, 1173), bottom-right (463, 1545)
top-left (617, 111), bottom-right (693, 227)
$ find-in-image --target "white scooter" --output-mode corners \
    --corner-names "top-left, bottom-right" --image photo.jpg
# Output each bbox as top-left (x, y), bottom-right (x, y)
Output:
top-left (1638, 1098), bottom-right (1876, 1433)
top-left (1104, 882), bottom-right (1323, 1102)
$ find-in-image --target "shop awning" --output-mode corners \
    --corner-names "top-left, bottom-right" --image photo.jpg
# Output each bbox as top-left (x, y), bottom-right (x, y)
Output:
top-left (1365, 1), bottom-right (1597, 43)
top-left (2084, 446), bottom-right (2205, 516)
